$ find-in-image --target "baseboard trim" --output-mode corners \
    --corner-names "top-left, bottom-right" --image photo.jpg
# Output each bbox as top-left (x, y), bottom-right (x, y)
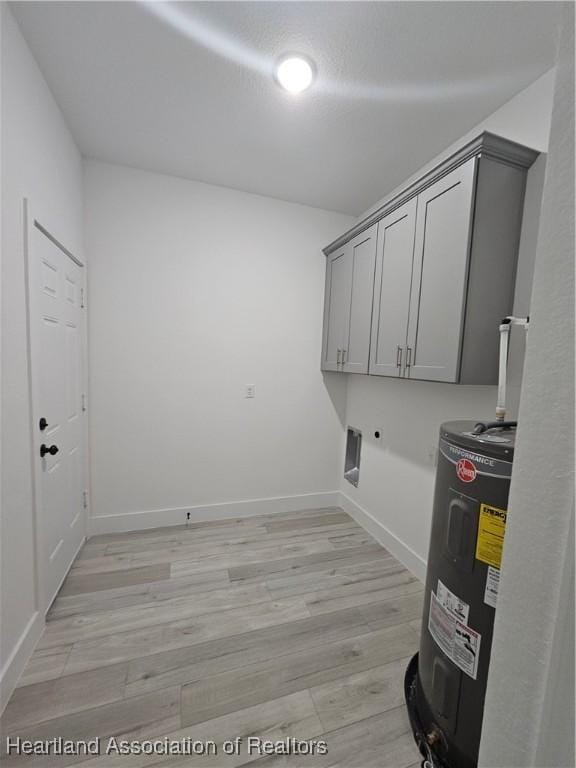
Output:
top-left (88, 492), bottom-right (341, 535)
top-left (338, 491), bottom-right (427, 582)
top-left (0, 610), bottom-right (44, 715)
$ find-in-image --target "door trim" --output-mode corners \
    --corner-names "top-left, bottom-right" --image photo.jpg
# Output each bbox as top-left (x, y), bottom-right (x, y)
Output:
top-left (24, 199), bottom-right (88, 616)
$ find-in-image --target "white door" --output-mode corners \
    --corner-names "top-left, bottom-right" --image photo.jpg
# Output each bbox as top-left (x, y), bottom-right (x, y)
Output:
top-left (342, 224), bottom-right (378, 374)
top-left (321, 247), bottom-right (351, 371)
top-left (406, 158), bottom-right (477, 382)
top-left (369, 198), bottom-right (418, 377)
top-left (27, 212), bottom-right (87, 611)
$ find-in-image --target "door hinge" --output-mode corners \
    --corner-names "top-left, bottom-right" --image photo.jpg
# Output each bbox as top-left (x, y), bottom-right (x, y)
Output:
top-left (80, 288), bottom-right (85, 308)
top-left (81, 393), bottom-right (87, 412)
top-left (83, 491), bottom-right (88, 510)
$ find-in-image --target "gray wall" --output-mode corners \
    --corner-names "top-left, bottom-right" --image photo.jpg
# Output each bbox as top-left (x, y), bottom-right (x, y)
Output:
top-left (479, 6), bottom-right (574, 766)
top-left (84, 160), bottom-right (352, 533)
top-left (339, 72), bottom-right (554, 578)
top-left (0, 6), bottom-right (84, 709)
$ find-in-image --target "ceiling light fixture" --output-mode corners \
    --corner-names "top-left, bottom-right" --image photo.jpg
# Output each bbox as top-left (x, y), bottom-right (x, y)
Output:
top-left (275, 55), bottom-right (315, 94)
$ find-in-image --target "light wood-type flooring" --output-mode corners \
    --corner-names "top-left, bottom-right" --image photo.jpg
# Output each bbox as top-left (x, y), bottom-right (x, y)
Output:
top-left (1, 508), bottom-right (424, 767)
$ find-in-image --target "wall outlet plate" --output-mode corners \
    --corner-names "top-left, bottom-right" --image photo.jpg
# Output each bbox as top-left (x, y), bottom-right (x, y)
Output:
top-left (245, 385), bottom-right (256, 399)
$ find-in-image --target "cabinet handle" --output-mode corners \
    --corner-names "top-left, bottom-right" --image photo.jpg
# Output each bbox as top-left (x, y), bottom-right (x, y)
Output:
top-left (342, 349), bottom-right (347, 365)
top-left (396, 346), bottom-right (403, 368)
top-left (337, 349), bottom-right (341, 365)
top-left (406, 347), bottom-right (412, 368)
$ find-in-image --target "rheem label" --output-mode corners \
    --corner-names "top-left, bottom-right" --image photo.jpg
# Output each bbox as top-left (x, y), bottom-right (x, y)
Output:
top-left (456, 458), bottom-right (477, 483)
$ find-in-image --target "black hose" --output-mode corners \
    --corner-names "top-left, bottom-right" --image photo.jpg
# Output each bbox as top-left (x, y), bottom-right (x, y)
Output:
top-left (472, 421), bottom-right (517, 435)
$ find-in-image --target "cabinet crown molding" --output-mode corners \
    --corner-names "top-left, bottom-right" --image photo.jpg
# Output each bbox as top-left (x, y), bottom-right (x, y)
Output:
top-left (323, 131), bottom-right (539, 256)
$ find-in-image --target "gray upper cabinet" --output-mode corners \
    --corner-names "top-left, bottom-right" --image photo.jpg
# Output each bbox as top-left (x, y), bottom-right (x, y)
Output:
top-left (322, 246), bottom-right (349, 372)
top-left (321, 224), bottom-right (377, 374)
top-left (369, 197), bottom-right (417, 377)
top-left (406, 158), bottom-right (477, 383)
top-left (343, 227), bottom-right (378, 373)
top-left (323, 132), bottom-right (539, 384)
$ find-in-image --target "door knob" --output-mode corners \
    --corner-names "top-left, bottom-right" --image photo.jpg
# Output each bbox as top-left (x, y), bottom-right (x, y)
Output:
top-left (40, 444), bottom-right (59, 458)
top-left (39, 417), bottom-right (48, 431)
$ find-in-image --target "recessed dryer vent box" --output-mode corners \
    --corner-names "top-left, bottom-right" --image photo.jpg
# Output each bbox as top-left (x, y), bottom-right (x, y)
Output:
top-left (344, 427), bottom-right (362, 487)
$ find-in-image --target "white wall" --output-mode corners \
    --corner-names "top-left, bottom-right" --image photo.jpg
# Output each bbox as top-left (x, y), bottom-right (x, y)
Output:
top-left (84, 161), bottom-right (352, 532)
top-left (0, 6), bottom-right (83, 708)
top-left (480, 7), bottom-right (574, 765)
top-left (339, 71), bottom-right (555, 579)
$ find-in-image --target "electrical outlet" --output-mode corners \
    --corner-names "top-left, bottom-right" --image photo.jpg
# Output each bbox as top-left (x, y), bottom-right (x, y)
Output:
top-left (245, 385), bottom-right (256, 399)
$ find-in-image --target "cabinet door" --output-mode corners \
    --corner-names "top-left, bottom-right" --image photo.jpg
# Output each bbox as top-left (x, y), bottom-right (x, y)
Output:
top-left (406, 158), bottom-right (477, 383)
top-left (369, 198), bottom-right (417, 377)
top-left (342, 224), bottom-right (378, 374)
top-left (321, 246), bottom-right (350, 371)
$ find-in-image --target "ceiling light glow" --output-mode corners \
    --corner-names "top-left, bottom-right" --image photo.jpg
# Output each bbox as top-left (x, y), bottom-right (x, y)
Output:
top-left (275, 55), bottom-right (314, 93)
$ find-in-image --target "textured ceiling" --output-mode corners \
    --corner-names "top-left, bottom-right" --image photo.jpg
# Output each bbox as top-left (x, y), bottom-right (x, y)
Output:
top-left (12, 1), bottom-right (561, 214)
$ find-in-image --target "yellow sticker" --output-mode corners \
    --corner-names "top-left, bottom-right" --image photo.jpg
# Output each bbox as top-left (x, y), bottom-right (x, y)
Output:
top-left (476, 504), bottom-right (507, 568)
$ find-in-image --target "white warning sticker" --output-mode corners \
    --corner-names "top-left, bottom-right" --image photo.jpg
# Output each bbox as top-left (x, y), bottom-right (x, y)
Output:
top-left (436, 579), bottom-right (470, 623)
top-left (428, 591), bottom-right (455, 658)
top-left (428, 591), bottom-right (481, 679)
top-left (453, 621), bottom-right (481, 679)
top-left (484, 566), bottom-right (500, 608)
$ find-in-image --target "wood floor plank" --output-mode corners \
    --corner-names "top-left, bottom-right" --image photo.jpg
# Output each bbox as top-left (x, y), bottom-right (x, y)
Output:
top-left (15, 645), bottom-right (72, 688)
top-left (359, 591), bottom-right (425, 631)
top-left (86, 519), bottom-right (264, 547)
top-left (130, 530), bottom-right (350, 562)
top-left (170, 540), bottom-right (338, 579)
top-left (327, 531), bottom-right (374, 549)
top-left (264, 556), bottom-right (402, 599)
top-left (1, 664), bottom-right (127, 731)
top-left (125, 608), bottom-right (371, 697)
top-left (409, 618), bottom-right (422, 642)
top-left (65, 690), bottom-right (323, 768)
top-left (242, 706), bottom-right (419, 768)
top-left (40, 583), bottom-right (271, 648)
top-left (76, 532), bottom-right (350, 570)
top-left (150, 690), bottom-right (324, 768)
top-left (228, 543), bottom-right (388, 582)
top-left (264, 511), bottom-right (350, 532)
top-left (97, 526), bottom-right (256, 556)
top-left (180, 622), bottom-right (417, 727)
top-left (304, 571), bottom-right (423, 616)
top-left (84, 508), bottom-right (343, 548)
top-left (63, 599), bottom-right (311, 675)
top-left (73, 539), bottom-right (338, 577)
top-left (49, 584), bottom-right (152, 620)
top-left (101, 522), bottom-right (362, 557)
top-left (49, 570), bottom-right (231, 620)
top-left (74, 542), bottom-right (109, 560)
top-left (87, 512), bottom-right (314, 545)
top-left (59, 564), bottom-right (170, 596)
top-left (309, 656), bottom-right (410, 732)
top-left (0, 686), bottom-right (180, 768)
top-left (148, 569), bottom-right (230, 595)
